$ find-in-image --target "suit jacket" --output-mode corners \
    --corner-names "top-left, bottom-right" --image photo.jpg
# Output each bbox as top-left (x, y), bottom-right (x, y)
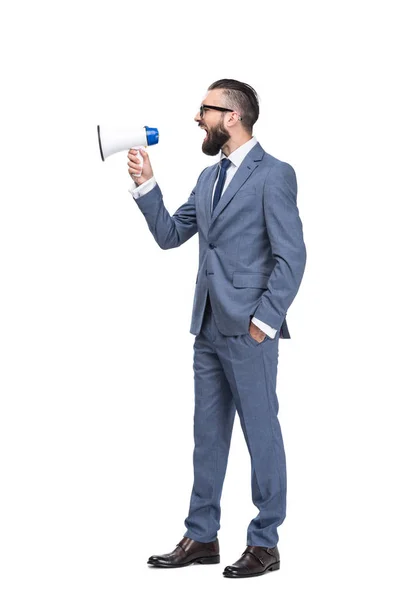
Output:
top-left (132, 141), bottom-right (307, 338)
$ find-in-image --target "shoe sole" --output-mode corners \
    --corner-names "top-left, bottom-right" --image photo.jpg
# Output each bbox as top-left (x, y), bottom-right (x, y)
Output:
top-left (223, 560), bottom-right (280, 578)
top-left (148, 555), bottom-right (220, 568)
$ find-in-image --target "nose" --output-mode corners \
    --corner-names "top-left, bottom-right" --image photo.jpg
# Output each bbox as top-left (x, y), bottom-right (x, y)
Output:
top-left (194, 111), bottom-right (200, 122)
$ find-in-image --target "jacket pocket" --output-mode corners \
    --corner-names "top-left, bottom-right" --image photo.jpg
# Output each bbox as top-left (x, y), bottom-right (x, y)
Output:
top-left (232, 271), bottom-right (270, 289)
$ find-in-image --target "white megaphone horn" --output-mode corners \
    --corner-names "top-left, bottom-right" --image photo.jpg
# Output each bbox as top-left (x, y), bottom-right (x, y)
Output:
top-left (97, 124), bottom-right (159, 161)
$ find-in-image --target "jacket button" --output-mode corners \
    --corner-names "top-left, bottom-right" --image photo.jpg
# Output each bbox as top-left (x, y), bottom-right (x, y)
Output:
top-left (209, 243), bottom-right (216, 249)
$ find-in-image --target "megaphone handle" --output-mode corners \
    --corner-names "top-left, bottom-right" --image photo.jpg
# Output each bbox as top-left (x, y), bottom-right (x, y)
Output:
top-left (132, 145), bottom-right (145, 175)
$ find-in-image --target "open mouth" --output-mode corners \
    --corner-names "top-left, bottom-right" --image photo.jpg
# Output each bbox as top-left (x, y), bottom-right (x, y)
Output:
top-left (199, 124), bottom-right (209, 139)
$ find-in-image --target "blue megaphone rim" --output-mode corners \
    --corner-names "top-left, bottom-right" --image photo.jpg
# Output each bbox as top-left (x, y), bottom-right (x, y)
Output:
top-left (145, 126), bottom-right (159, 146)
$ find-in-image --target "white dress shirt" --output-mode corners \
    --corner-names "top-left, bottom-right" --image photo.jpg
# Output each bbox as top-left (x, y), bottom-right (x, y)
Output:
top-left (128, 136), bottom-right (278, 339)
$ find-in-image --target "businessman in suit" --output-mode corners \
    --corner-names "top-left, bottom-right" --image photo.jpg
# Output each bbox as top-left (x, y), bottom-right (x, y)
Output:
top-left (127, 79), bottom-right (306, 578)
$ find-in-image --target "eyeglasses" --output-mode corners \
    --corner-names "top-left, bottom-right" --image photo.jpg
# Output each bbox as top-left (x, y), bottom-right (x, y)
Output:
top-left (199, 104), bottom-right (242, 120)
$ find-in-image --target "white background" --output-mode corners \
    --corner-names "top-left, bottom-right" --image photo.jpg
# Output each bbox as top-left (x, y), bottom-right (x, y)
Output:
top-left (1, 1), bottom-right (399, 598)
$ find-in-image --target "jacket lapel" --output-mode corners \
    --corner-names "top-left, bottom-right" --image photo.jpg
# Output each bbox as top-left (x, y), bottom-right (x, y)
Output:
top-left (209, 142), bottom-right (265, 227)
top-left (202, 163), bottom-right (219, 229)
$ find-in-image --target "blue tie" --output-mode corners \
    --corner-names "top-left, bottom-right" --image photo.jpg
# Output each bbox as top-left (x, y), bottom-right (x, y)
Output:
top-left (212, 158), bottom-right (231, 214)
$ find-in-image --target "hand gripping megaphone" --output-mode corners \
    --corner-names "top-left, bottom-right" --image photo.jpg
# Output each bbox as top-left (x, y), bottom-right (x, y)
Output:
top-left (97, 125), bottom-right (159, 172)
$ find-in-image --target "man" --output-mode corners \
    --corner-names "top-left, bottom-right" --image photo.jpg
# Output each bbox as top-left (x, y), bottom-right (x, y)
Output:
top-left (127, 79), bottom-right (306, 578)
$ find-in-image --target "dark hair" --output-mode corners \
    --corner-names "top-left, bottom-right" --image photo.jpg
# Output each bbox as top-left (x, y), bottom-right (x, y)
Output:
top-left (208, 79), bottom-right (259, 133)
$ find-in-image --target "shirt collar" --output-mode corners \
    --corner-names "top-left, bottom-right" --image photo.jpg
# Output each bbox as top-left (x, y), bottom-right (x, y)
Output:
top-left (220, 136), bottom-right (258, 168)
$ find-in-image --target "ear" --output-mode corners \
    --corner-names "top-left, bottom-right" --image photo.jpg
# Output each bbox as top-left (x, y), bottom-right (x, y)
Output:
top-left (230, 111), bottom-right (242, 125)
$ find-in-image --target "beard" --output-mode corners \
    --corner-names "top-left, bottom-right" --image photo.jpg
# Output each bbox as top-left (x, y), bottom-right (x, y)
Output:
top-left (201, 119), bottom-right (230, 156)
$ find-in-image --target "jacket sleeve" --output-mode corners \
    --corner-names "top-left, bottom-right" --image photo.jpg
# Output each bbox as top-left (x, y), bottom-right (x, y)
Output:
top-left (132, 169), bottom-right (206, 250)
top-left (252, 162), bottom-right (307, 330)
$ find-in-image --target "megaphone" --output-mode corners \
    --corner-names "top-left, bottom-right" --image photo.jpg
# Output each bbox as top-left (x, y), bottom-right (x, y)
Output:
top-left (97, 124), bottom-right (159, 161)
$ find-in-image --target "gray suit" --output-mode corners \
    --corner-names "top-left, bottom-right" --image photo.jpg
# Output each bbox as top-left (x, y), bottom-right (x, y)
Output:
top-left (132, 141), bottom-right (306, 547)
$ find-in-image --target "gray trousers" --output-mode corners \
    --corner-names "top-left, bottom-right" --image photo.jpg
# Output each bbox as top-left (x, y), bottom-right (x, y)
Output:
top-left (183, 292), bottom-right (287, 548)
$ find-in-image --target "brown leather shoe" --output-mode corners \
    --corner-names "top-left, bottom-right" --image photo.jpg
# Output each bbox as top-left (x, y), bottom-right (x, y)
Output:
top-left (223, 545), bottom-right (280, 578)
top-left (147, 536), bottom-right (220, 568)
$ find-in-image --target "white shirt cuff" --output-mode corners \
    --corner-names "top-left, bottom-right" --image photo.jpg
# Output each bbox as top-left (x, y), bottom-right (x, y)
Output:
top-left (128, 176), bottom-right (156, 199)
top-left (251, 317), bottom-right (277, 339)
